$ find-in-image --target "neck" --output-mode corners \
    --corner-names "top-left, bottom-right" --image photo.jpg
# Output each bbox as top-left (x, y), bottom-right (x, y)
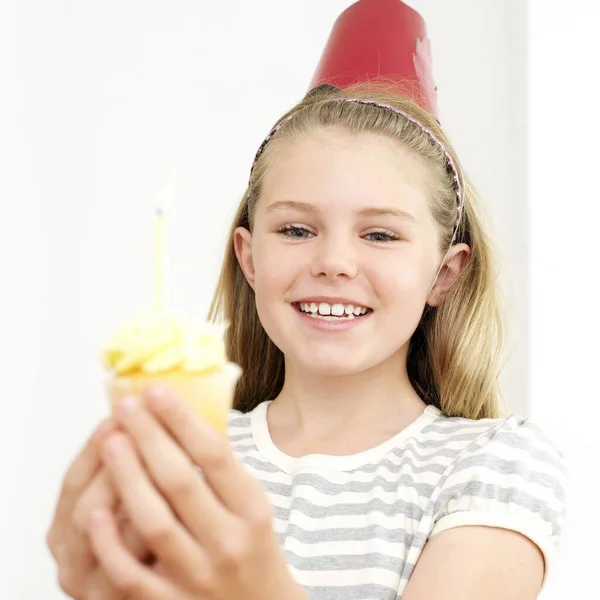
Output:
top-left (269, 348), bottom-right (426, 443)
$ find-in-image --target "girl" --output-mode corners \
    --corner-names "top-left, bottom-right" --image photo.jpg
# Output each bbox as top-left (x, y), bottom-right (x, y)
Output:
top-left (47, 3), bottom-right (566, 597)
top-left (47, 82), bottom-right (567, 600)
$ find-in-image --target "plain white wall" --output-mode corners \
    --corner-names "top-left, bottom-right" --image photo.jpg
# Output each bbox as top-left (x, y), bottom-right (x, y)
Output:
top-left (528, 1), bottom-right (599, 598)
top-left (1, 0), bottom-right (564, 598)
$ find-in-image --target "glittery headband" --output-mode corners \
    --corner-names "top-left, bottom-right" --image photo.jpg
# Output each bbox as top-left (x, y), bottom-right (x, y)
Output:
top-left (249, 97), bottom-right (464, 243)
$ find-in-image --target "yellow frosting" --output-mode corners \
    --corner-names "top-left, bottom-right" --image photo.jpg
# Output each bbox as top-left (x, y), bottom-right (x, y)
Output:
top-left (103, 311), bottom-right (228, 375)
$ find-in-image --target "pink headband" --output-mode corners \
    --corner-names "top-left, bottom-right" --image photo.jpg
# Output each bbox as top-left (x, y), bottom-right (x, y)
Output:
top-left (249, 97), bottom-right (464, 244)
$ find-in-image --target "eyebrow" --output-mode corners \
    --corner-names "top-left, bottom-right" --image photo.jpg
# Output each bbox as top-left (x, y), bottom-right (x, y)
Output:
top-left (264, 200), bottom-right (416, 223)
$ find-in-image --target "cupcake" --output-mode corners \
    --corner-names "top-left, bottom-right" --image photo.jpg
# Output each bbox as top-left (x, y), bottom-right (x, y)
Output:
top-left (103, 311), bottom-right (241, 435)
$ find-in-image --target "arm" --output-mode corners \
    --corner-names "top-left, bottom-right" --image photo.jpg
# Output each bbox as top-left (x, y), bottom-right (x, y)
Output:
top-left (402, 525), bottom-right (545, 600)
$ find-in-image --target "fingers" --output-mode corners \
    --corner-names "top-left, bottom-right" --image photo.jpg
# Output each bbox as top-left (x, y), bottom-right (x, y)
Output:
top-left (71, 470), bottom-right (117, 534)
top-left (88, 508), bottom-right (179, 600)
top-left (55, 469), bottom-right (118, 596)
top-left (114, 395), bottom-right (236, 551)
top-left (71, 470), bottom-right (150, 561)
top-left (48, 418), bottom-right (118, 554)
top-left (57, 469), bottom-right (150, 599)
top-left (146, 386), bottom-right (272, 524)
top-left (101, 433), bottom-right (210, 585)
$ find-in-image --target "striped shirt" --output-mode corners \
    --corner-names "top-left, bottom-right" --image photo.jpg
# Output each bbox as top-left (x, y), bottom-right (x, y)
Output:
top-left (228, 401), bottom-right (568, 600)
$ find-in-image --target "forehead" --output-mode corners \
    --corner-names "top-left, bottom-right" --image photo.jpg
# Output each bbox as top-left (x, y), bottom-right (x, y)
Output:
top-left (259, 130), bottom-right (432, 216)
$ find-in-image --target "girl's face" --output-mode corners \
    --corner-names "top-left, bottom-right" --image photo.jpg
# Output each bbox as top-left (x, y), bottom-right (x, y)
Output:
top-left (235, 130), bottom-right (465, 377)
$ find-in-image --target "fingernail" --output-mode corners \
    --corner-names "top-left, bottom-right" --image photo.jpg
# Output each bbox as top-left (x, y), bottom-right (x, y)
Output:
top-left (119, 395), bottom-right (139, 413)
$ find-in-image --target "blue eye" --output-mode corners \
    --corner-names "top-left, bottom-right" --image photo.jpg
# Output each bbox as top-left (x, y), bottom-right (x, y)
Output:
top-left (365, 231), bottom-right (398, 243)
top-left (278, 225), bottom-right (313, 239)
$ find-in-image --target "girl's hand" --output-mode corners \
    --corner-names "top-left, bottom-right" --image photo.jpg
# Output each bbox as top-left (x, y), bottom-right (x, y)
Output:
top-left (47, 419), bottom-right (150, 599)
top-left (89, 388), bottom-right (307, 600)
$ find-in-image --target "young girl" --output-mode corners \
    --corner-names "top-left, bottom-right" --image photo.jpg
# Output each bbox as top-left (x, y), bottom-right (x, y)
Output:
top-left (47, 81), bottom-right (567, 600)
top-left (47, 5), bottom-right (567, 600)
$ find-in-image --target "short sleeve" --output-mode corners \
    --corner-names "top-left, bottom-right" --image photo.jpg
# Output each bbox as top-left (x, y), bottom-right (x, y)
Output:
top-left (430, 415), bottom-right (568, 592)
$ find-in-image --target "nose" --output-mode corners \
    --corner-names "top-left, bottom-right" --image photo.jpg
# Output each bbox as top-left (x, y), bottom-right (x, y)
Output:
top-left (309, 234), bottom-right (359, 280)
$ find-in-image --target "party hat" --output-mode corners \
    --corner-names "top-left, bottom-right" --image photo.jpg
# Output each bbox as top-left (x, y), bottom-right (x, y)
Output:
top-left (308, 0), bottom-right (438, 118)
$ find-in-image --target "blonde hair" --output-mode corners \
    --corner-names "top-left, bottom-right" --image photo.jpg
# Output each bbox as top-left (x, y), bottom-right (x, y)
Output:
top-left (209, 83), bottom-right (509, 420)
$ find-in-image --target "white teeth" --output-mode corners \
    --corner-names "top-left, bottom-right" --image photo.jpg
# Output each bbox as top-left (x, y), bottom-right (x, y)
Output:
top-left (297, 301), bottom-right (370, 318)
top-left (318, 303), bottom-right (331, 316)
top-left (331, 303), bottom-right (345, 316)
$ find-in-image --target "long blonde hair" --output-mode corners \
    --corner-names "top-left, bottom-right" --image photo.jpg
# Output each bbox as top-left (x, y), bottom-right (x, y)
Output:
top-left (208, 83), bottom-right (508, 420)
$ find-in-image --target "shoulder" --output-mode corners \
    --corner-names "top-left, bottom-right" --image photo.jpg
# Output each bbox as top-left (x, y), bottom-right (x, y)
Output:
top-left (430, 410), bottom-right (569, 524)
top-left (432, 410), bottom-right (569, 496)
top-left (426, 407), bottom-right (567, 476)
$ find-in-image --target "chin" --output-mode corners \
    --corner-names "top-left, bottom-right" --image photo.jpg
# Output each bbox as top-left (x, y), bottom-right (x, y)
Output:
top-left (292, 349), bottom-right (383, 378)
top-left (305, 362), bottom-right (359, 377)
top-left (292, 339), bottom-right (410, 378)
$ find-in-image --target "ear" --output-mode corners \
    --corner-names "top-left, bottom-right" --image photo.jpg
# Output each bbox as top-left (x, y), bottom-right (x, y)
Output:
top-left (427, 243), bottom-right (471, 307)
top-left (233, 226), bottom-right (256, 290)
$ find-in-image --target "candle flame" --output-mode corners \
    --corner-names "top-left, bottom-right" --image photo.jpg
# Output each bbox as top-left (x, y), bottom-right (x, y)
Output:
top-left (156, 180), bottom-right (176, 214)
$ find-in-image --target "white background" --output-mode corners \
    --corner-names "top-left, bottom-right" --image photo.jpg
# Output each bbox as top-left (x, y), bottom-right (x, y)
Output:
top-left (0, 1), bottom-right (595, 598)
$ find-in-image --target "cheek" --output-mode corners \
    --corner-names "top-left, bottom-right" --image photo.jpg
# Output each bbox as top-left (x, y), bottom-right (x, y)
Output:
top-left (372, 253), bottom-right (432, 302)
top-left (249, 241), bottom-right (301, 352)
top-left (250, 239), bottom-right (300, 323)
top-left (371, 260), bottom-right (431, 345)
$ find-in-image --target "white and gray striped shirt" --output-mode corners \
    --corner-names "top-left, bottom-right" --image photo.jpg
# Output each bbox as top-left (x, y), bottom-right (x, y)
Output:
top-left (228, 402), bottom-right (567, 600)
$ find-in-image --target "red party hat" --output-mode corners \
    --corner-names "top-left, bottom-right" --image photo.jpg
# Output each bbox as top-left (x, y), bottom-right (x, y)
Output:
top-left (308, 0), bottom-right (438, 118)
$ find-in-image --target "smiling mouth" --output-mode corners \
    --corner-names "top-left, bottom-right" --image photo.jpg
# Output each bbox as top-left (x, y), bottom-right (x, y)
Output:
top-left (293, 302), bottom-right (372, 321)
